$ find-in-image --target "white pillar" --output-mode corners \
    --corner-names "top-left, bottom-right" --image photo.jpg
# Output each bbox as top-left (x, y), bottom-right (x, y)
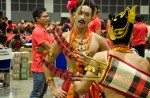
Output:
top-left (44, 0), bottom-right (53, 13)
top-left (6, 0), bottom-right (11, 20)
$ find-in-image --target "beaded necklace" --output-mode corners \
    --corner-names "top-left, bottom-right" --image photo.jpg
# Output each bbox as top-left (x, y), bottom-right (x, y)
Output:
top-left (70, 27), bottom-right (92, 73)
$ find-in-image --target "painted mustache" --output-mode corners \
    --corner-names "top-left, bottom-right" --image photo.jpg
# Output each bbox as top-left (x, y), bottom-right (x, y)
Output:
top-left (78, 20), bottom-right (85, 24)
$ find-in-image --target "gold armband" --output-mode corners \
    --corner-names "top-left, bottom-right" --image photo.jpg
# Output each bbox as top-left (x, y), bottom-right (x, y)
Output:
top-left (46, 77), bottom-right (54, 83)
top-left (84, 65), bottom-right (99, 74)
top-left (43, 50), bottom-right (53, 57)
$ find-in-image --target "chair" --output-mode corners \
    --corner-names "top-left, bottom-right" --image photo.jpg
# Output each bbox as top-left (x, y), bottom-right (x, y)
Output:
top-left (0, 48), bottom-right (13, 87)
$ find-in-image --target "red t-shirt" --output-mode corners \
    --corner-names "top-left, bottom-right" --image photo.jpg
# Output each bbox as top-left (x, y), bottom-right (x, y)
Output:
top-left (31, 24), bottom-right (54, 72)
top-left (131, 22), bottom-right (148, 46)
top-left (5, 33), bottom-right (14, 46)
top-left (88, 16), bottom-right (101, 33)
top-left (6, 24), bottom-right (17, 30)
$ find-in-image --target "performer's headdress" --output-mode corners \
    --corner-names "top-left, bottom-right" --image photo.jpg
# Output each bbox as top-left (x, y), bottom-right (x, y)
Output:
top-left (66, 0), bottom-right (78, 13)
top-left (108, 5), bottom-right (137, 45)
top-left (67, 0), bottom-right (78, 9)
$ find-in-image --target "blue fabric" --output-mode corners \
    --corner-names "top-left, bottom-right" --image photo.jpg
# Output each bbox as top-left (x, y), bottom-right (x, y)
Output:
top-left (28, 39), bottom-right (32, 43)
top-left (30, 72), bottom-right (48, 98)
top-left (0, 59), bottom-right (11, 69)
top-left (56, 52), bottom-right (67, 70)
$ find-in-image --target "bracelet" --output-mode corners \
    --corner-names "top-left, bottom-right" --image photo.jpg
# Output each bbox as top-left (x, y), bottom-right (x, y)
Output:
top-left (46, 77), bottom-right (54, 83)
top-left (84, 65), bottom-right (99, 74)
top-left (43, 50), bottom-right (53, 57)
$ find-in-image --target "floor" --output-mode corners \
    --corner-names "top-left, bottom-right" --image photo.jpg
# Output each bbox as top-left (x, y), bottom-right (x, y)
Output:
top-left (0, 76), bottom-right (63, 98)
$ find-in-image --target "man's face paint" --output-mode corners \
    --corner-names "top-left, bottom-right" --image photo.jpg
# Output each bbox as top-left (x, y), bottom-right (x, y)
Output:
top-left (76, 5), bottom-right (92, 29)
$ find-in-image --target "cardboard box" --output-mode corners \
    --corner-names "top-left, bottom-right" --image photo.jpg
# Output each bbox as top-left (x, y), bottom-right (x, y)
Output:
top-left (20, 47), bottom-right (33, 62)
top-left (12, 74), bottom-right (20, 80)
top-left (28, 61), bottom-right (33, 77)
top-left (13, 64), bottom-right (20, 69)
top-left (12, 69), bottom-right (20, 74)
top-left (21, 63), bottom-right (28, 69)
top-left (20, 74), bottom-right (28, 80)
top-left (13, 52), bottom-right (21, 58)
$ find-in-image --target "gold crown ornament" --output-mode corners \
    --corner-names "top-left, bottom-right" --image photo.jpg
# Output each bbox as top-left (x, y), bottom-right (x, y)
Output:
top-left (108, 5), bottom-right (137, 40)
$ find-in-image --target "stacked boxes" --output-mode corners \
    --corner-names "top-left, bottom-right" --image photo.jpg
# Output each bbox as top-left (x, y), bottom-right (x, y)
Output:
top-left (20, 47), bottom-right (33, 77)
top-left (12, 52), bottom-right (29, 80)
top-left (28, 61), bottom-right (33, 77)
top-left (20, 52), bottom-right (29, 80)
top-left (12, 52), bottom-right (21, 80)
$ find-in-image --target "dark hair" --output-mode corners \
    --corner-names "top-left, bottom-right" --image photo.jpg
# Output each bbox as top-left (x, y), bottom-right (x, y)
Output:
top-left (19, 28), bottom-right (24, 34)
top-left (0, 21), bottom-right (7, 33)
top-left (2, 17), bottom-right (8, 21)
top-left (0, 33), bottom-right (7, 45)
top-left (69, 8), bottom-right (76, 14)
top-left (8, 20), bottom-right (12, 24)
top-left (14, 35), bottom-right (20, 40)
top-left (135, 15), bottom-right (142, 22)
top-left (66, 17), bottom-right (70, 23)
top-left (32, 8), bottom-right (47, 23)
top-left (109, 13), bottom-right (115, 20)
top-left (6, 28), bottom-right (12, 33)
top-left (76, 0), bottom-right (96, 16)
top-left (24, 27), bottom-right (30, 32)
top-left (29, 28), bottom-right (33, 34)
top-left (13, 29), bottom-right (19, 34)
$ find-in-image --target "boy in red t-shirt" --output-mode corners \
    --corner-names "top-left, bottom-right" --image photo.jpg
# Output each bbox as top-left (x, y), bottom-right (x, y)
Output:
top-left (30, 8), bottom-right (54, 98)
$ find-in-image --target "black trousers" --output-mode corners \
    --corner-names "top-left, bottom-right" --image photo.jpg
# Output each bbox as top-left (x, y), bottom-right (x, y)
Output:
top-left (132, 44), bottom-right (145, 58)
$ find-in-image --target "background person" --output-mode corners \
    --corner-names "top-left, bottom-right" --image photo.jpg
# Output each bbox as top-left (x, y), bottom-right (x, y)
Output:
top-left (131, 15), bottom-right (148, 57)
top-left (29, 8), bottom-right (54, 98)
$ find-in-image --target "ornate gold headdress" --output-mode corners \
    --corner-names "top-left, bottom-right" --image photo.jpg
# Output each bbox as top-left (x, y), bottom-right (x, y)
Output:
top-left (108, 5), bottom-right (137, 40)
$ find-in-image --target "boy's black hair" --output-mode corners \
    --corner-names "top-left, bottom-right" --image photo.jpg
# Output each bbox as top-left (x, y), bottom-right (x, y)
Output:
top-left (0, 33), bottom-right (7, 45)
top-left (14, 35), bottom-right (20, 40)
top-left (19, 28), bottom-right (24, 34)
top-left (2, 17), bottom-right (8, 21)
top-left (32, 8), bottom-right (47, 23)
top-left (109, 13), bottom-right (115, 20)
top-left (135, 15), bottom-right (142, 22)
top-left (6, 28), bottom-right (12, 33)
top-left (13, 29), bottom-right (19, 34)
top-left (8, 20), bottom-right (12, 24)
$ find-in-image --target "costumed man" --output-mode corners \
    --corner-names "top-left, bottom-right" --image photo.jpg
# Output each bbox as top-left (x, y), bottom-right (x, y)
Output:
top-left (72, 5), bottom-right (150, 98)
top-left (41, 0), bottom-right (110, 98)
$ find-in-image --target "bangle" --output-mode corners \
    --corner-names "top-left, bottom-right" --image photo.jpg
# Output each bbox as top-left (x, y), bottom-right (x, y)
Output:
top-left (43, 50), bottom-right (53, 57)
top-left (46, 77), bottom-right (54, 83)
top-left (84, 65), bottom-right (99, 74)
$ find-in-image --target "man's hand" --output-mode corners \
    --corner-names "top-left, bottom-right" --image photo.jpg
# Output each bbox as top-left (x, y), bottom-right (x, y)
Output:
top-left (51, 88), bottom-right (67, 98)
